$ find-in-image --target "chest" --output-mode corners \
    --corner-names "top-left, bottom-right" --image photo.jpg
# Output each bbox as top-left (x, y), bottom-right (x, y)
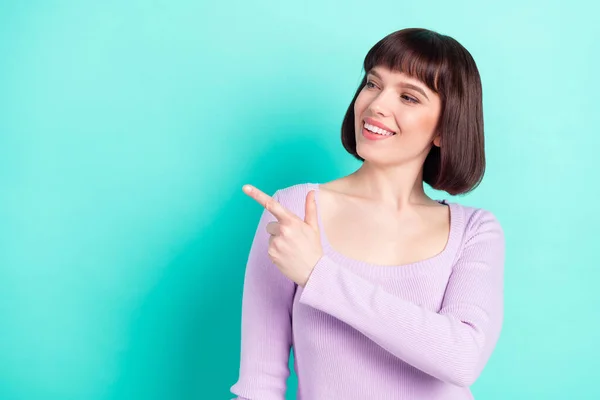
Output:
top-left (317, 190), bottom-right (450, 267)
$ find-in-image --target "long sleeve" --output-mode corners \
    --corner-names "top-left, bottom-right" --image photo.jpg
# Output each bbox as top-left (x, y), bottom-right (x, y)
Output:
top-left (298, 209), bottom-right (505, 387)
top-left (230, 190), bottom-right (297, 400)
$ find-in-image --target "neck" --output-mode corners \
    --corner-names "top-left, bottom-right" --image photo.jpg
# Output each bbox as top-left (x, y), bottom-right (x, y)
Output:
top-left (348, 160), bottom-right (432, 210)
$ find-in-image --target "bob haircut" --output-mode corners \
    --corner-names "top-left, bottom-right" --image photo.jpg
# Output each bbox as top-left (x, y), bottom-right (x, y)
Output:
top-left (341, 28), bottom-right (485, 195)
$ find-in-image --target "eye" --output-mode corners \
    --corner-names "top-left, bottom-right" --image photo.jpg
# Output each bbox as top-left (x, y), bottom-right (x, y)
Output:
top-left (401, 94), bottom-right (419, 104)
top-left (365, 80), bottom-right (378, 89)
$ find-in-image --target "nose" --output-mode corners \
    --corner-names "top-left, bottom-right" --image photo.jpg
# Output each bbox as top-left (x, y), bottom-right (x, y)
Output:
top-left (367, 91), bottom-right (393, 117)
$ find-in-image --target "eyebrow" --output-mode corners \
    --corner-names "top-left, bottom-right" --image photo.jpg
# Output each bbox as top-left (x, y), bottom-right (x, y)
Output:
top-left (368, 69), bottom-right (430, 100)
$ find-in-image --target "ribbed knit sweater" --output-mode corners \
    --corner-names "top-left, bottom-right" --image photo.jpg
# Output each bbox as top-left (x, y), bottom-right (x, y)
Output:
top-left (230, 182), bottom-right (505, 400)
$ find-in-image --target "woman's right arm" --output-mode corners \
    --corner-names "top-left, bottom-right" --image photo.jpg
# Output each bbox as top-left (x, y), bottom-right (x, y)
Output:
top-left (230, 190), bottom-right (297, 400)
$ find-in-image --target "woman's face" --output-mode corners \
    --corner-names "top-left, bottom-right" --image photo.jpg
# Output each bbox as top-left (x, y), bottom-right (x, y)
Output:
top-left (354, 65), bottom-right (442, 165)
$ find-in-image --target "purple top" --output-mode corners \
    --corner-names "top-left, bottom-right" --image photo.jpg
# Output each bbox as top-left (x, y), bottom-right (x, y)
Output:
top-left (230, 182), bottom-right (505, 400)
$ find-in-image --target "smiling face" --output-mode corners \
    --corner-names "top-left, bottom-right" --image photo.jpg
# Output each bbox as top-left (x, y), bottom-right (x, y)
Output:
top-left (354, 65), bottom-right (442, 165)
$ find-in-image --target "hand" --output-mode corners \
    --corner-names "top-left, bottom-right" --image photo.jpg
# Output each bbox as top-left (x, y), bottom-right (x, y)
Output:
top-left (242, 184), bottom-right (323, 287)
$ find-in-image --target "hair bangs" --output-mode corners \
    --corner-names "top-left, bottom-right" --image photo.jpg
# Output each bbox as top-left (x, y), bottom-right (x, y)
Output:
top-left (362, 31), bottom-right (446, 94)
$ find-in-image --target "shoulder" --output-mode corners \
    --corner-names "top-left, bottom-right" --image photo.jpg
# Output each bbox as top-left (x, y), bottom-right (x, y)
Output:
top-left (453, 202), bottom-right (505, 250)
top-left (273, 182), bottom-right (317, 216)
top-left (273, 182), bottom-right (315, 197)
top-left (273, 182), bottom-right (316, 200)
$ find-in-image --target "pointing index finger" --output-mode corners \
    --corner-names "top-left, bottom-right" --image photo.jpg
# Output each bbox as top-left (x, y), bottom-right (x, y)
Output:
top-left (243, 184), bottom-right (291, 221)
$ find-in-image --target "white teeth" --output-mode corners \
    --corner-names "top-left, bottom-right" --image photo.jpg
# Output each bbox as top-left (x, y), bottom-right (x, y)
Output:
top-left (364, 122), bottom-right (394, 136)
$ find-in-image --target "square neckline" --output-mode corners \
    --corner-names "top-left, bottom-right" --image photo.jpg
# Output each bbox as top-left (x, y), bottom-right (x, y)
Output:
top-left (310, 182), bottom-right (462, 275)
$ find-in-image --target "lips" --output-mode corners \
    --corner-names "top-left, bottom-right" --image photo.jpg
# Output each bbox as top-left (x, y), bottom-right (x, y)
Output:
top-left (361, 126), bottom-right (394, 141)
top-left (363, 117), bottom-right (396, 134)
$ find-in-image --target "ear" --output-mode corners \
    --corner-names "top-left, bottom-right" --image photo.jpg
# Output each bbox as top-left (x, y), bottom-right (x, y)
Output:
top-left (433, 134), bottom-right (441, 147)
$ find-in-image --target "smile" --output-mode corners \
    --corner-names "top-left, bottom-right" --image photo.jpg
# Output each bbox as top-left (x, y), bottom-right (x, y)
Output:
top-left (361, 122), bottom-right (396, 141)
top-left (363, 122), bottom-right (395, 136)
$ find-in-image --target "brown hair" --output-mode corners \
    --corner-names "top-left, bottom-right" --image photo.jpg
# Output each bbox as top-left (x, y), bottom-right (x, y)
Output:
top-left (341, 28), bottom-right (485, 195)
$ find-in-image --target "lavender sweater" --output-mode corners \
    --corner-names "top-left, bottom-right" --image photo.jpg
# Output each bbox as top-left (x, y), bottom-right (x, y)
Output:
top-left (230, 183), bottom-right (505, 400)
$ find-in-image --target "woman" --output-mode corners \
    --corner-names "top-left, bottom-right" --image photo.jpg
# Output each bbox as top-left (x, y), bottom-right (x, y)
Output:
top-left (231, 27), bottom-right (505, 400)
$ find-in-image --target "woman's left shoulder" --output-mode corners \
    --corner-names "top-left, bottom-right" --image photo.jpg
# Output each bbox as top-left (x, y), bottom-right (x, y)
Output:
top-left (452, 202), bottom-right (505, 242)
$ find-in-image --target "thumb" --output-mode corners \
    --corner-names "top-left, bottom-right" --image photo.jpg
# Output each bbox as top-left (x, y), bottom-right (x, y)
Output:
top-left (304, 190), bottom-right (319, 230)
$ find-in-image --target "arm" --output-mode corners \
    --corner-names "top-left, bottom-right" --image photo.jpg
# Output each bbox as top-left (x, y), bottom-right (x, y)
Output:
top-left (298, 209), bottom-right (505, 387)
top-left (230, 191), bottom-right (297, 400)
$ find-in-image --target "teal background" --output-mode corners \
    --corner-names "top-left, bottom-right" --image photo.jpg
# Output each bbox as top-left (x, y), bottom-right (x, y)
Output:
top-left (1, 1), bottom-right (598, 399)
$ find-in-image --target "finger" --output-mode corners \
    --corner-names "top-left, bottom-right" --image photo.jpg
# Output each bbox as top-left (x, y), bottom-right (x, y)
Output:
top-left (265, 221), bottom-right (281, 236)
top-left (243, 184), bottom-right (291, 221)
top-left (304, 190), bottom-right (318, 230)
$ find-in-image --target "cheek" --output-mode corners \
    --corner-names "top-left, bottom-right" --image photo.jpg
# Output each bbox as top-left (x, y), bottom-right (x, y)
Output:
top-left (354, 91), bottom-right (368, 116)
top-left (353, 103), bottom-right (361, 121)
top-left (404, 110), bottom-right (436, 130)
top-left (420, 113), bottom-right (440, 133)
